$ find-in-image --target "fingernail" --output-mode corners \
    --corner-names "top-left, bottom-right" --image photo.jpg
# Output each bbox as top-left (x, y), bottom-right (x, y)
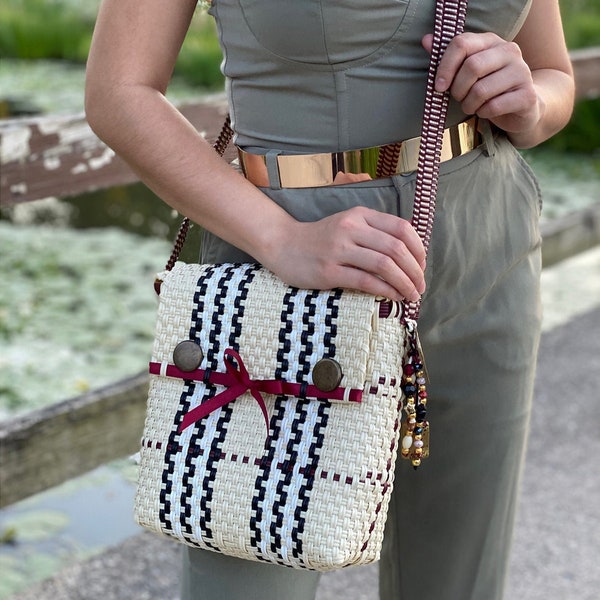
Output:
top-left (435, 77), bottom-right (447, 92)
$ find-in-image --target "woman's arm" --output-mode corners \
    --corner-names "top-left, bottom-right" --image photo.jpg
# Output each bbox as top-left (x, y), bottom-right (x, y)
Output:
top-left (85, 0), bottom-right (425, 302)
top-left (426, 0), bottom-right (574, 148)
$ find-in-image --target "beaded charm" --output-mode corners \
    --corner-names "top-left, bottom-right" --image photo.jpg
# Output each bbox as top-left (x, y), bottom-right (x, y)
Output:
top-left (400, 321), bottom-right (430, 469)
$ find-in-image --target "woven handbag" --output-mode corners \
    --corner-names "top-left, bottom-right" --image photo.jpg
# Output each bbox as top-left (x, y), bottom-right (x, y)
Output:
top-left (134, 0), bottom-right (468, 571)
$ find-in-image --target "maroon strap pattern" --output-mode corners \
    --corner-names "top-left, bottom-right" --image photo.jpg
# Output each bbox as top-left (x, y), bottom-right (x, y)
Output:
top-left (406, 0), bottom-right (468, 320)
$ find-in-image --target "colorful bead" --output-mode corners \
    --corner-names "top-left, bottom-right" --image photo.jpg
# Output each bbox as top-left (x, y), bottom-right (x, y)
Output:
top-left (400, 326), bottom-right (430, 469)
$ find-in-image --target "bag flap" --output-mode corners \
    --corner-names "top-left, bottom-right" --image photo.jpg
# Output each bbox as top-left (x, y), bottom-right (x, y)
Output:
top-left (150, 262), bottom-right (391, 401)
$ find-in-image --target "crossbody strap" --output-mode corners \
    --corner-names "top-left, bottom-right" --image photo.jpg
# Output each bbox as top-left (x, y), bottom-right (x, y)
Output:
top-left (161, 0), bottom-right (469, 313)
top-left (405, 0), bottom-right (469, 319)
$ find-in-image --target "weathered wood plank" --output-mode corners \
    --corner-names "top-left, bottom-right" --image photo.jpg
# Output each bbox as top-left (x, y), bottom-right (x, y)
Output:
top-left (541, 203), bottom-right (600, 268)
top-left (1, 50), bottom-right (598, 207)
top-left (0, 372), bottom-right (148, 508)
top-left (0, 96), bottom-right (230, 206)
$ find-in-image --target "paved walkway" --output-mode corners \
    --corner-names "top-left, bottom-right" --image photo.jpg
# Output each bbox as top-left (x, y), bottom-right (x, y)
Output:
top-left (11, 249), bottom-right (600, 600)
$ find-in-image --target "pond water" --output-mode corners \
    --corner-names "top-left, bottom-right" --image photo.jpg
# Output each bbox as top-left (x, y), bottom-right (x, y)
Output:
top-left (0, 58), bottom-right (204, 116)
top-left (0, 58), bottom-right (599, 599)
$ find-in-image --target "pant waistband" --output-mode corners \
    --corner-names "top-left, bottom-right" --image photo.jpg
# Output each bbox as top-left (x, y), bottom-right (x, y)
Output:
top-left (237, 117), bottom-right (482, 189)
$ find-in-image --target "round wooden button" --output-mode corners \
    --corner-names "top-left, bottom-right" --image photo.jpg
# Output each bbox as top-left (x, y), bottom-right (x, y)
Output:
top-left (312, 358), bottom-right (343, 392)
top-left (173, 340), bottom-right (204, 372)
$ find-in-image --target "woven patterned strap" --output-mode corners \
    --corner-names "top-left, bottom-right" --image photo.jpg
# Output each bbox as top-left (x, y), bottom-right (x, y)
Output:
top-left (405, 0), bottom-right (468, 320)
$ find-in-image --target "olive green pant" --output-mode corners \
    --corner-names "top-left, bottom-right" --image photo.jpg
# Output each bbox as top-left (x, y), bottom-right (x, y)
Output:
top-left (182, 133), bottom-right (543, 600)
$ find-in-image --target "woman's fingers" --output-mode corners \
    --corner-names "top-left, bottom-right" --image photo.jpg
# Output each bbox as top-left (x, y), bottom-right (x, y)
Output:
top-left (361, 208), bottom-right (427, 269)
top-left (326, 207), bottom-right (426, 300)
top-left (434, 32), bottom-right (505, 93)
top-left (332, 171), bottom-right (372, 184)
top-left (341, 245), bottom-right (425, 302)
top-left (328, 264), bottom-right (418, 303)
top-left (359, 209), bottom-right (427, 291)
top-left (423, 32), bottom-right (540, 135)
top-left (269, 207), bottom-right (427, 302)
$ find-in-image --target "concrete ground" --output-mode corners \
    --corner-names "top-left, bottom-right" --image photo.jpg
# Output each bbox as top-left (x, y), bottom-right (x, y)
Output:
top-left (11, 249), bottom-right (600, 600)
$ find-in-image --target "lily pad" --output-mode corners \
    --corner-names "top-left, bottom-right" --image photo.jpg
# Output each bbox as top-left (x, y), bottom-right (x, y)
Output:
top-left (3, 510), bottom-right (69, 543)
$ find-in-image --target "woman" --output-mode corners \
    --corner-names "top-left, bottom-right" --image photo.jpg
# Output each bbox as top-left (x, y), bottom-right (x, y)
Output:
top-left (85, 1), bottom-right (574, 599)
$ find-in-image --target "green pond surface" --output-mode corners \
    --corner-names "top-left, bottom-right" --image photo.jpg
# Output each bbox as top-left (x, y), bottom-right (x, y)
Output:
top-left (0, 58), bottom-right (599, 600)
top-left (0, 219), bottom-right (171, 419)
top-left (0, 57), bottom-right (205, 115)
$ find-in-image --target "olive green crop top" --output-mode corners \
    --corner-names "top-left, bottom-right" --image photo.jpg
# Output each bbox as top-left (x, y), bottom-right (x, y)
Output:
top-left (208, 0), bottom-right (532, 152)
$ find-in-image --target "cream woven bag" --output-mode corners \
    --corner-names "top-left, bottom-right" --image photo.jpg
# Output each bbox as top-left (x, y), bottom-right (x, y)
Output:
top-left (134, 0), bottom-right (468, 571)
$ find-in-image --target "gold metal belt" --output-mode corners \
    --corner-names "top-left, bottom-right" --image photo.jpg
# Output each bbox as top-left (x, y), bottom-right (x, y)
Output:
top-left (238, 117), bottom-right (481, 188)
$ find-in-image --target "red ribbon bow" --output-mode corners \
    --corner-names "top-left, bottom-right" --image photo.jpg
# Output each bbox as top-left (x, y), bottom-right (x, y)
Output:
top-left (178, 349), bottom-right (274, 435)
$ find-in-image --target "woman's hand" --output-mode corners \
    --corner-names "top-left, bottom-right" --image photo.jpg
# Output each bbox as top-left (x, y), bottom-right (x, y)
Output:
top-left (421, 0), bottom-right (574, 148)
top-left (260, 207), bottom-right (426, 303)
top-left (422, 32), bottom-right (541, 136)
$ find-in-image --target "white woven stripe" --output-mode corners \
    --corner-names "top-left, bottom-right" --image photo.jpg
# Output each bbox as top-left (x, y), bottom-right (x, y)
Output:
top-left (189, 265), bottom-right (255, 546)
top-left (169, 404), bottom-right (216, 541)
top-left (196, 264), bottom-right (249, 364)
top-left (308, 292), bottom-right (334, 381)
top-left (251, 288), bottom-right (334, 565)
top-left (257, 397), bottom-right (322, 565)
top-left (165, 265), bottom-right (253, 546)
top-left (278, 400), bottom-right (322, 564)
top-left (285, 288), bottom-right (310, 378)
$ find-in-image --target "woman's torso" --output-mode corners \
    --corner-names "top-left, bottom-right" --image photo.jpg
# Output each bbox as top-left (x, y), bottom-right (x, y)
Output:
top-left (208, 0), bottom-right (532, 153)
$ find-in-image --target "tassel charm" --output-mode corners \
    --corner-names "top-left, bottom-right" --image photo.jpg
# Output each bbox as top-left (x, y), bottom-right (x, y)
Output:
top-left (400, 321), bottom-right (430, 469)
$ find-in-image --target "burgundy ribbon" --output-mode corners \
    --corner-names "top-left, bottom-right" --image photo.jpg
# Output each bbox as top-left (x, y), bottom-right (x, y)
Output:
top-left (178, 349), bottom-right (273, 435)
top-left (149, 349), bottom-right (363, 436)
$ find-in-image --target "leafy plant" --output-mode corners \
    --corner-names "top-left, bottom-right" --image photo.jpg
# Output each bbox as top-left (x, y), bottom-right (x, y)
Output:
top-left (560, 0), bottom-right (600, 49)
top-left (0, 0), bottom-right (95, 61)
top-left (175, 12), bottom-right (224, 89)
top-left (0, 0), bottom-right (224, 90)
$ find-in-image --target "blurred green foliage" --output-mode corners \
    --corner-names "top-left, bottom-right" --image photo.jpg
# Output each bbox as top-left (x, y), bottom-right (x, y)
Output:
top-left (173, 16), bottom-right (224, 89)
top-left (0, 0), bottom-right (598, 150)
top-left (542, 0), bottom-right (600, 153)
top-left (0, 0), bottom-right (95, 61)
top-left (560, 0), bottom-right (600, 49)
top-left (0, 0), bottom-right (224, 89)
